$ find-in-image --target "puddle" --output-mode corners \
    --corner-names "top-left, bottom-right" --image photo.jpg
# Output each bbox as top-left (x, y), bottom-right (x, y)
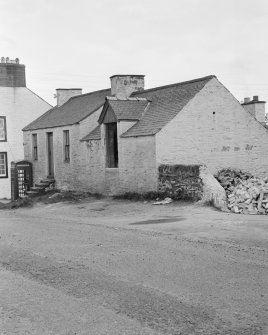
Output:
top-left (130, 217), bottom-right (185, 225)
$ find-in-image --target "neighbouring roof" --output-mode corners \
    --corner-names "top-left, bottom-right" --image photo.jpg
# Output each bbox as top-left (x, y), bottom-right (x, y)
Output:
top-left (98, 97), bottom-right (150, 123)
top-left (23, 88), bottom-right (111, 131)
top-left (242, 100), bottom-right (266, 105)
top-left (80, 125), bottom-right (101, 141)
top-left (260, 122), bottom-right (268, 130)
top-left (121, 75), bottom-right (215, 137)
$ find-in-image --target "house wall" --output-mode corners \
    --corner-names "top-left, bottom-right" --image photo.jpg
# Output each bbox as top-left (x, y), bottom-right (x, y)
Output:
top-left (24, 125), bottom-right (81, 189)
top-left (118, 135), bottom-right (157, 194)
top-left (79, 121), bottom-right (157, 195)
top-left (23, 108), bottom-right (103, 191)
top-left (0, 87), bottom-right (50, 198)
top-left (80, 139), bottom-right (105, 193)
top-left (156, 77), bottom-right (268, 178)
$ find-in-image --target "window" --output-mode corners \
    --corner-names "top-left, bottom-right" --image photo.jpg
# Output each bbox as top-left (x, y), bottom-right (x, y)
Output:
top-left (32, 134), bottom-right (38, 160)
top-left (106, 122), bottom-right (118, 168)
top-left (0, 152), bottom-right (8, 178)
top-left (63, 130), bottom-right (70, 162)
top-left (0, 116), bottom-right (7, 141)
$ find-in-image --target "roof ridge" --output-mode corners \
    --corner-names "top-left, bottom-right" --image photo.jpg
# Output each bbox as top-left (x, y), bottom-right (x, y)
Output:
top-left (107, 96), bottom-right (148, 101)
top-left (55, 87), bottom-right (110, 110)
top-left (131, 75), bottom-right (216, 96)
top-left (70, 88), bottom-right (110, 100)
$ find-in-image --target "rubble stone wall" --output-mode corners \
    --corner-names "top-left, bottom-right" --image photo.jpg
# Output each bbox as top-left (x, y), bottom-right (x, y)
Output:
top-left (158, 164), bottom-right (203, 200)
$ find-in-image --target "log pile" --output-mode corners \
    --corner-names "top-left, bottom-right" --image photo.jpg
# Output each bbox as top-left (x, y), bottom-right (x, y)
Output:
top-left (215, 169), bottom-right (268, 215)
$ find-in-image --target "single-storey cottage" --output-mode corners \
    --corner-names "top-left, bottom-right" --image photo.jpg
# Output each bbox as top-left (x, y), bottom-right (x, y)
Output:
top-left (0, 57), bottom-right (51, 199)
top-left (23, 74), bottom-right (268, 197)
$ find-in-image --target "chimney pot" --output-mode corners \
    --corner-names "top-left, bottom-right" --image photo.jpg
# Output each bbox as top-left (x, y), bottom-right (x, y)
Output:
top-left (244, 97), bottom-right (251, 103)
top-left (253, 95), bottom-right (259, 102)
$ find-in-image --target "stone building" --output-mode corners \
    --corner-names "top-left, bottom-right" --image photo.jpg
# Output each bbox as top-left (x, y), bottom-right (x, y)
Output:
top-left (23, 74), bottom-right (268, 196)
top-left (0, 57), bottom-right (51, 199)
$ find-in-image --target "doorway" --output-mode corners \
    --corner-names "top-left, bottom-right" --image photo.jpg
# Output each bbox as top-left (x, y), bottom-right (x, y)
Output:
top-left (47, 132), bottom-right (54, 177)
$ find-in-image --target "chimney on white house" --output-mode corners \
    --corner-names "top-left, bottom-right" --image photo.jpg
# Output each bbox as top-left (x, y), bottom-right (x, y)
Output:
top-left (0, 57), bottom-right (26, 87)
top-left (110, 74), bottom-right (145, 99)
top-left (55, 88), bottom-right (82, 106)
top-left (241, 95), bottom-right (266, 123)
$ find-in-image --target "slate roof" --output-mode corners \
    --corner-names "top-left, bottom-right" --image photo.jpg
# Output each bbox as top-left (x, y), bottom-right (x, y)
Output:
top-left (121, 75), bottom-right (215, 137)
top-left (99, 97), bottom-right (150, 122)
top-left (23, 88), bottom-right (111, 131)
top-left (80, 125), bottom-right (101, 141)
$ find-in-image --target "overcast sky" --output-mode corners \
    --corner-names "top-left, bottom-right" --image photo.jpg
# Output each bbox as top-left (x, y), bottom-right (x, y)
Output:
top-left (1, 0), bottom-right (268, 106)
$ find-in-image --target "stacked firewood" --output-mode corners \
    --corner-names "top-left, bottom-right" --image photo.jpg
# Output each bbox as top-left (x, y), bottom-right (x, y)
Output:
top-left (215, 169), bottom-right (268, 214)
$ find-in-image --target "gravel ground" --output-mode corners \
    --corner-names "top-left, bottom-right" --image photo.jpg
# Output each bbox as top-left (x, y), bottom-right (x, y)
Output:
top-left (0, 198), bottom-right (267, 334)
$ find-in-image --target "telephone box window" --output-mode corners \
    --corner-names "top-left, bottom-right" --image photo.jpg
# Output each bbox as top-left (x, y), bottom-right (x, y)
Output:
top-left (0, 152), bottom-right (8, 178)
top-left (0, 116), bottom-right (7, 141)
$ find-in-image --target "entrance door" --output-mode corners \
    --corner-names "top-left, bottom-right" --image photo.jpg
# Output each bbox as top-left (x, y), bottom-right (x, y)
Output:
top-left (47, 133), bottom-right (54, 177)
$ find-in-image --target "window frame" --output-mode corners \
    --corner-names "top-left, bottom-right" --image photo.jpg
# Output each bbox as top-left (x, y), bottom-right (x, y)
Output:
top-left (63, 130), bottom-right (70, 162)
top-left (0, 116), bottom-right (7, 142)
top-left (32, 133), bottom-right (38, 160)
top-left (0, 152), bottom-right (8, 178)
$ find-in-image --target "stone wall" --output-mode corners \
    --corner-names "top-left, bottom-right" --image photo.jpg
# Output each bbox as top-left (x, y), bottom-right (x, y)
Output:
top-left (158, 164), bottom-right (203, 200)
top-left (23, 108), bottom-right (102, 192)
top-left (118, 135), bottom-right (157, 195)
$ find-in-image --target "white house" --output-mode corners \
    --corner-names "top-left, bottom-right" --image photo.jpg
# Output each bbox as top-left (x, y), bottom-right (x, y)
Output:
top-left (0, 57), bottom-right (51, 199)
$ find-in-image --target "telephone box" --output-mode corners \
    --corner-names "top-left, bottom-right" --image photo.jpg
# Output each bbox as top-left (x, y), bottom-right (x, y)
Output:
top-left (10, 161), bottom-right (33, 200)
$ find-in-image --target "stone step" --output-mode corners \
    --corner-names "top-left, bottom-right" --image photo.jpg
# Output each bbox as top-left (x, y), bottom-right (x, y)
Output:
top-left (31, 186), bottom-right (46, 192)
top-left (41, 178), bottom-right (55, 183)
top-left (35, 182), bottom-right (50, 188)
top-left (25, 190), bottom-right (40, 196)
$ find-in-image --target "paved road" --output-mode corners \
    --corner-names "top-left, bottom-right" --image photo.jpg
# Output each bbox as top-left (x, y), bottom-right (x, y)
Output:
top-left (0, 199), bottom-right (267, 334)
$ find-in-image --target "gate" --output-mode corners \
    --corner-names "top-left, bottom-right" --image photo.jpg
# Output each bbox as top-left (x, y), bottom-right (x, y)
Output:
top-left (10, 161), bottom-right (33, 200)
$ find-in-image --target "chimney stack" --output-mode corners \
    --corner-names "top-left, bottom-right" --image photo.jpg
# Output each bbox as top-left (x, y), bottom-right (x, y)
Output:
top-left (55, 88), bottom-right (82, 106)
top-left (0, 57), bottom-right (26, 87)
top-left (242, 96), bottom-right (266, 123)
top-left (110, 74), bottom-right (145, 99)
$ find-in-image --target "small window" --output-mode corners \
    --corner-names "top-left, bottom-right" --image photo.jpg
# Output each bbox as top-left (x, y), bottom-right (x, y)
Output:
top-left (0, 152), bottom-right (8, 178)
top-left (32, 134), bottom-right (38, 160)
top-left (0, 116), bottom-right (7, 141)
top-left (63, 130), bottom-right (70, 162)
top-left (106, 122), bottom-right (118, 168)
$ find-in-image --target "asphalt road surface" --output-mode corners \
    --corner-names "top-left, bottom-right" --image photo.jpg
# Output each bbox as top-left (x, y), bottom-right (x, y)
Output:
top-left (0, 199), bottom-right (267, 334)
